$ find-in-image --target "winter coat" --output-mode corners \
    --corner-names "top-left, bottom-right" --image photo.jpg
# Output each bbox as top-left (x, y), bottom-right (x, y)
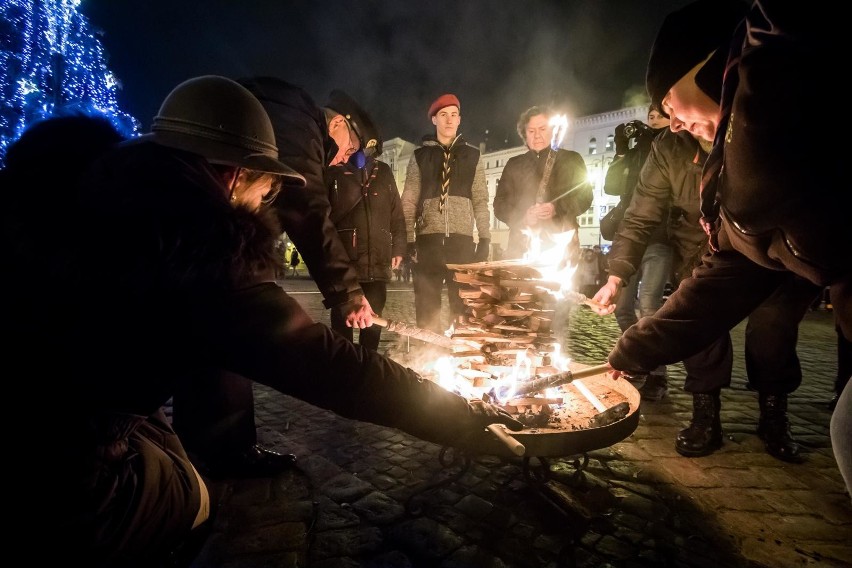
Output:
top-left (328, 157), bottom-right (407, 282)
top-left (607, 128), bottom-right (707, 286)
top-left (10, 138), bottom-right (501, 566)
top-left (601, 126), bottom-right (669, 246)
top-left (610, 2), bottom-right (851, 373)
top-left (401, 134), bottom-right (491, 243)
top-left (238, 76), bottom-right (363, 309)
top-left (493, 147), bottom-right (593, 259)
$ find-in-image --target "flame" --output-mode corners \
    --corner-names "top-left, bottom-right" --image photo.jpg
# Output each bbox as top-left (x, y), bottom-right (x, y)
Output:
top-left (521, 229), bottom-right (578, 300)
top-left (549, 114), bottom-right (569, 151)
top-left (430, 228), bottom-right (579, 406)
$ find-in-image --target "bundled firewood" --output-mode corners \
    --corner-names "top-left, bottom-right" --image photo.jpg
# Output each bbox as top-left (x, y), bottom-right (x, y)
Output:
top-left (446, 258), bottom-right (569, 370)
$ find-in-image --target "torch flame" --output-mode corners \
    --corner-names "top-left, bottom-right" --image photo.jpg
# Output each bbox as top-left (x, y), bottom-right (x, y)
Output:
top-left (549, 114), bottom-right (569, 151)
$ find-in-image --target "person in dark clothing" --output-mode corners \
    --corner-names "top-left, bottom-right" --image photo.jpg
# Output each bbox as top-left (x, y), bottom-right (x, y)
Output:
top-left (325, 90), bottom-right (407, 351)
top-left (596, 124), bottom-right (818, 443)
top-left (289, 248), bottom-right (301, 276)
top-left (401, 94), bottom-right (492, 332)
top-left (603, 104), bottom-right (673, 371)
top-left (4, 76), bottom-right (522, 566)
top-left (493, 104), bottom-right (593, 261)
top-left (598, 1), bottom-right (850, 495)
top-left (171, 77), bottom-right (385, 477)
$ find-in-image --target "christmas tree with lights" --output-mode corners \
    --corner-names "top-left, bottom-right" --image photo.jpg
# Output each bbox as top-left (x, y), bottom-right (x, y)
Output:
top-left (0, 0), bottom-right (138, 165)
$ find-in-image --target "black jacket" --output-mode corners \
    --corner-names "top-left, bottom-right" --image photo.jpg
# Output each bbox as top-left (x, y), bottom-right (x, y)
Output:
top-left (603, 126), bottom-right (669, 248)
top-left (238, 76), bottom-right (363, 309)
top-left (9, 137), bottom-right (495, 565)
top-left (608, 128), bottom-right (707, 285)
top-left (328, 157), bottom-right (407, 282)
top-left (493, 147), bottom-right (593, 259)
top-left (610, 2), bottom-right (851, 373)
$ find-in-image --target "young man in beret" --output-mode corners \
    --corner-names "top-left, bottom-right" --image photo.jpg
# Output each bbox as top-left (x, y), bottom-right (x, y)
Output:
top-left (596, 1), bottom-right (850, 496)
top-left (401, 94), bottom-right (492, 333)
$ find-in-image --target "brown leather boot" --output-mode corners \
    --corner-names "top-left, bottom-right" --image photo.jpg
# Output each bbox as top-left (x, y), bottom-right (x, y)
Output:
top-left (675, 391), bottom-right (723, 457)
top-left (757, 393), bottom-right (803, 463)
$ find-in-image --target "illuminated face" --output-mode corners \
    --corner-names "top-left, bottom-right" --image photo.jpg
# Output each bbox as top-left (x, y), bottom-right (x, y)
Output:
top-left (646, 109), bottom-right (670, 130)
top-left (524, 113), bottom-right (551, 152)
top-left (431, 105), bottom-right (460, 142)
top-left (328, 114), bottom-right (361, 166)
top-left (232, 171), bottom-right (279, 211)
top-left (661, 62), bottom-right (720, 143)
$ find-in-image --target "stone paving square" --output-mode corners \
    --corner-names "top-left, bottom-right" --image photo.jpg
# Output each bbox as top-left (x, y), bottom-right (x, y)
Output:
top-left (190, 277), bottom-right (851, 568)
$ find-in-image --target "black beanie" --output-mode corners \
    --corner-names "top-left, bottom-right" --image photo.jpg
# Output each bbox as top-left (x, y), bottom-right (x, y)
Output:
top-left (646, 0), bottom-right (749, 117)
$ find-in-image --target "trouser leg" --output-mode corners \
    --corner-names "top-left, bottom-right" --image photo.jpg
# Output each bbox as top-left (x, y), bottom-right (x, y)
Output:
top-left (172, 368), bottom-right (257, 458)
top-left (745, 274), bottom-right (819, 393)
top-left (615, 275), bottom-right (639, 333)
top-left (330, 302), bottom-right (355, 343)
top-left (444, 234), bottom-right (475, 322)
top-left (358, 280), bottom-right (387, 351)
top-left (682, 333), bottom-right (734, 393)
top-left (831, 380), bottom-right (852, 501)
top-left (637, 242), bottom-right (673, 318)
top-left (414, 236), bottom-right (445, 332)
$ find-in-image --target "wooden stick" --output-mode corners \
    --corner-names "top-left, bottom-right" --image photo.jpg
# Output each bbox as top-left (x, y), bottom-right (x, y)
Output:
top-left (372, 317), bottom-right (480, 351)
top-left (487, 424), bottom-right (526, 456)
top-left (512, 363), bottom-right (612, 397)
top-left (571, 379), bottom-right (607, 413)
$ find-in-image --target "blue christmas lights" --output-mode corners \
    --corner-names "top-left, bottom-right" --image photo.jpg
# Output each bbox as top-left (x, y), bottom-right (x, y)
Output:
top-left (1, 0), bottom-right (139, 165)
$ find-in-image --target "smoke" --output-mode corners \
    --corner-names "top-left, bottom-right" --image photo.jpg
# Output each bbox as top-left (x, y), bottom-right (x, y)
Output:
top-left (81, 0), bottom-right (690, 147)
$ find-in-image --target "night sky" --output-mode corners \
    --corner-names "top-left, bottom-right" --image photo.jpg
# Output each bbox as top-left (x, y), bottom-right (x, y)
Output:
top-left (81, 0), bottom-right (691, 150)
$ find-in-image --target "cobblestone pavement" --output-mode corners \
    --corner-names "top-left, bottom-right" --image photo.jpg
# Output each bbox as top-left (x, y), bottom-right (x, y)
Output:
top-left (190, 277), bottom-right (851, 568)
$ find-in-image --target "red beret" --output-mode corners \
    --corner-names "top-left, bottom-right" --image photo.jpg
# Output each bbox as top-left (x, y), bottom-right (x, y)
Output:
top-left (428, 94), bottom-right (460, 119)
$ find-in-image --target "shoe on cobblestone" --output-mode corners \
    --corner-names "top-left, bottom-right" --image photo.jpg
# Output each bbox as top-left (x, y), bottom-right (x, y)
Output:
top-left (639, 374), bottom-right (668, 402)
top-left (676, 392), bottom-right (723, 457)
top-left (205, 444), bottom-right (297, 479)
top-left (758, 393), bottom-right (803, 463)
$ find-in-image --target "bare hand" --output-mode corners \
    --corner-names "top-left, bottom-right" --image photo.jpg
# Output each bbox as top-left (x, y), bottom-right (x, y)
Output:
top-left (345, 295), bottom-right (375, 329)
top-left (391, 255), bottom-right (403, 270)
top-left (536, 202), bottom-right (555, 219)
top-left (590, 276), bottom-right (622, 316)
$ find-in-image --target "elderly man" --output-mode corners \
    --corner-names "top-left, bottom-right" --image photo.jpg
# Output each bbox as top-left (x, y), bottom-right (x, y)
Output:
top-left (493, 105), bottom-right (592, 261)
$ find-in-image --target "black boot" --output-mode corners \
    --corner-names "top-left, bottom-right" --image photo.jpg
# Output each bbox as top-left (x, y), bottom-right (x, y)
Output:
top-left (757, 393), bottom-right (802, 463)
top-left (676, 391), bottom-right (723, 457)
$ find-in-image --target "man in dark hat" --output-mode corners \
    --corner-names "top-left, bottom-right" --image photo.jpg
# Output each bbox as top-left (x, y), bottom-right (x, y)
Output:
top-left (597, 1), bottom-right (850, 496)
top-left (401, 93), bottom-right (492, 333)
top-left (324, 90), bottom-right (407, 351)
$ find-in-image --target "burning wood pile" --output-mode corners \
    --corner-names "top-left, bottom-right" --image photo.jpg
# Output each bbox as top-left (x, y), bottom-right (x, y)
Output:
top-left (437, 255), bottom-right (631, 434)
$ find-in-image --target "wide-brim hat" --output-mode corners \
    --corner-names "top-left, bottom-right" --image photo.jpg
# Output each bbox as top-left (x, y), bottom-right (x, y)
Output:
top-left (147, 75), bottom-right (306, 184)
top-left (645, 0), bottom-right (748, 117)
top-left (325, 89), bottom-right (382, 158)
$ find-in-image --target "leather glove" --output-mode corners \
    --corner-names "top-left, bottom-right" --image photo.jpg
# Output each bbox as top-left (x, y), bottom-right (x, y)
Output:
top-left (473, 238), bottom-right (490, 262)
top-left (614, 123), bottom-right (629, 155)
top-left (406, 242), bottom-right (416, 259)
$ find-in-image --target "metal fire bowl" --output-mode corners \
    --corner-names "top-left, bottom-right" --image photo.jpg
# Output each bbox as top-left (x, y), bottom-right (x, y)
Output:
top-left (472, 373), bottom-right (641, 459)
